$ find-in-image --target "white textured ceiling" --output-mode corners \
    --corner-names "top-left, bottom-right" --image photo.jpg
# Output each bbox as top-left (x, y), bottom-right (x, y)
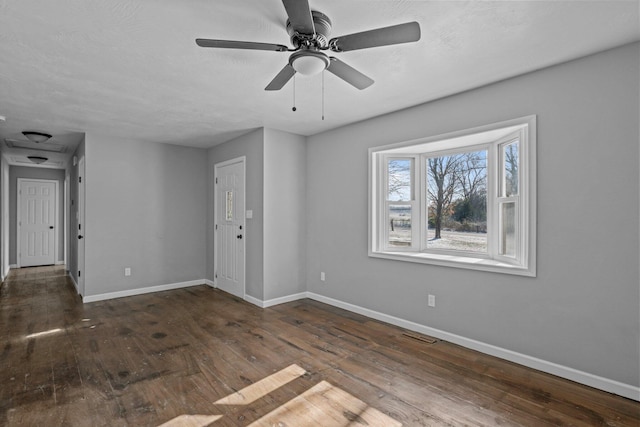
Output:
top-left (0, 0), bottom-right (638, 166)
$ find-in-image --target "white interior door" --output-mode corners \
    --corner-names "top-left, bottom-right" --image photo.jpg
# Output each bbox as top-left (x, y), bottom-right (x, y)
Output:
top-left (215, 157), bottom-right (245, 298)
top-left (18, 179), bottom-right (57, 267)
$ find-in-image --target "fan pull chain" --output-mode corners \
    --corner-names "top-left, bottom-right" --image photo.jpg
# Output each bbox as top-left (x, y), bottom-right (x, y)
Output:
top-left (321, 70), bottom-right (325, 121)
top-left (292, 75), bottom-right (297, 112)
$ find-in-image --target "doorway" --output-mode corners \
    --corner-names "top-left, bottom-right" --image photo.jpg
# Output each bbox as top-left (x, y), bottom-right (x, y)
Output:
top-left (214, 157), bottom-right (246, 299)
top-left (17, 178), bottom-right (58, 267)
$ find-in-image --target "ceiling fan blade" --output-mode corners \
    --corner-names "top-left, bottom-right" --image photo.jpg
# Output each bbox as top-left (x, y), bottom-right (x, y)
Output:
top-left (265, 64), bottom-right (296, 91)
top-left (326, 58), bottom-right (374, 90)
top-left (329, 21), bottom-right (421, 52)
top-left (196, 39), bottom-right (289, 52)
top-left (281, 0), bottom-right (315, 35)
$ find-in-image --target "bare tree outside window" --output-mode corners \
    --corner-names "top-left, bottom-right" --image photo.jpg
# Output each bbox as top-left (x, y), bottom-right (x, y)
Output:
top-left (427, 150), bottom-right (487, 252)
top-left (504, 142), bottom-right (519, 196)
top-left (427, 155), bottom-right (461, 239)
top-left (387, 159), bottom-right (411, 201)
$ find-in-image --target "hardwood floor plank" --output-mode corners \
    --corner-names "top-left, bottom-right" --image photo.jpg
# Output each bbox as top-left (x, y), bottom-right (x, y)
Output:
top-left (114, 379), bottom-right (161, 426)
top-left (295, 355), bottom-right (440, 426)
top-left (354, 344), bottom-right (591, 426)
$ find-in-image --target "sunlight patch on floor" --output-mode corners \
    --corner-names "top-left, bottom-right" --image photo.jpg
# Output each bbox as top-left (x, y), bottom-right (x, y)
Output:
top-left (215, 363), bottom-right (306, 405)
top-left (158, 364), bottom-right (400, 426)
top-left (248, 380), bottom-right (401, 427)
top-left (158, 414), bottom-right (223, 427)
top-left (24, 328), bottom-right (63, 340)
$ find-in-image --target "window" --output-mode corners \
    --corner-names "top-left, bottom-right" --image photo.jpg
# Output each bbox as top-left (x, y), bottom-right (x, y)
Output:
top-left (369, 116), bottom-right (536, 276)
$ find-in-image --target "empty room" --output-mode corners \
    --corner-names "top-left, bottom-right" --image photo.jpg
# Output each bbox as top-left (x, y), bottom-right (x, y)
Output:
top-left (0, 1), bottom-right (639, 426)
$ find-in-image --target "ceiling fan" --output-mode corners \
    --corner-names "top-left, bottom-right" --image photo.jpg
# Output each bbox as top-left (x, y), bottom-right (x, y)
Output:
top-left (196, 0), bottom-right (421, 91)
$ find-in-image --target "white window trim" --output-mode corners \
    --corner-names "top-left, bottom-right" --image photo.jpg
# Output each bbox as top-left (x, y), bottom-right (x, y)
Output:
top-left (369, 115), bottom-right (536, 276)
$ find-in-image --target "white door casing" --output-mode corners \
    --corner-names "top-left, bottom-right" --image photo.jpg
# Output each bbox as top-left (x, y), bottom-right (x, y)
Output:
top-left (17, 179), bottom-right (57, 267)
top-left (77, 156), bottom-right (86, 296)
top-left (214, 157), bottom-right (246, 299)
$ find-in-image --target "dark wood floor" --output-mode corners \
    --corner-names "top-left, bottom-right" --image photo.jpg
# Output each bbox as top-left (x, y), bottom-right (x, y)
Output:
top-left (1, 266), bottom-right (639, 426)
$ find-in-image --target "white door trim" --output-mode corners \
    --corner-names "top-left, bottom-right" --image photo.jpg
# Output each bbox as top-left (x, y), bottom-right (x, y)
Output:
top-left (16, 178), bottom-right (58, 268)
top-left (77, 156), bottom-right (86, 297)
top-left (63, 174), bottom-right (69, 267)
top-left (213, 156), bottom-right (246, 299)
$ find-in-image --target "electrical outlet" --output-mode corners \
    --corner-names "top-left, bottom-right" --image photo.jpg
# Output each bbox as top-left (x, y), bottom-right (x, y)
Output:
top-left (320, 272), bottom-right (325, 281)
top-left (124, 267), bottom-right (131, 277)
top-left (428, 294), bottom-right (436, 307)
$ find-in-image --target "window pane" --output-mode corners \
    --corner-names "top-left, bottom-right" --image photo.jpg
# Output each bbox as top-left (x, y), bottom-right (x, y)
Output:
top-left (387, 159), bottom-right (412, 201)
top-left (503, 141), bottom-right (519, 197)
top-left (426, 151), bottom-right (487, 252)
top-left (388, 205), bottom-right (411, 247)
top-left (225, 191), bottom-right (233, 220)
top-left (500, 202), bottom-right (517, 257)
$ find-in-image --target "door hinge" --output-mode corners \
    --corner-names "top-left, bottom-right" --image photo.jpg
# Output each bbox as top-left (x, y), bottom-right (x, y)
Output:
top-left (78, 270), bottom-right (81, 277)
top-left (215, 224), bottom-right (218, 230)
top-left (79, 176), bottom-right (82, 183)
top-left (215, 177), bottom-right (218, 184)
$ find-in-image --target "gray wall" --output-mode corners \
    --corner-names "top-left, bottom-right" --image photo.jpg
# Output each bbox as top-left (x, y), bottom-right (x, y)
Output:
top-left (206, 128), bottom-right (308, 302)
top-left (306, 43), bottom-right (639, 387)
top-left (208, 129), bottom-right (265, 300)
top-left (9, 166), bottom-right (65, 265)
top-left (83, 134), bottom-right (207, 297)
top-left (263, 128), bottom-right (307, 300)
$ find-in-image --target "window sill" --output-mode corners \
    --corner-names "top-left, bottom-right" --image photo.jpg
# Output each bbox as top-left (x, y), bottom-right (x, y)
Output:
top-left (369, 250), bottom-right (536, 277)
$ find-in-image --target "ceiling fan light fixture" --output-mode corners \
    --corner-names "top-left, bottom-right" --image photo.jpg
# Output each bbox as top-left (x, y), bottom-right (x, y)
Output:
top-left (196, 0), bottom-right (421, 91)
top-left (22, 131), bottom-right (52, 143)
top-left (27, 156), bottom-right (48, 164)
top-left (290, 52), bottom-right (329, 76)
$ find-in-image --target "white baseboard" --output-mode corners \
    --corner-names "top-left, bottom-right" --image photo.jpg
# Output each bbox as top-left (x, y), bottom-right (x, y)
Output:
top-left (305, 292), bottom-right (640, 402)
top-left (9, 264), bottom-right (17, 269)
top-left (83, 280), bottom-right (206, 303)
top-left (203, 279), bottom-right (216, 288)
top-left (244, 294), bottom-right (264, 307)
top-left (243, 292), bottom-right (308, 308)
top-left (55, 261), bottom-right (65, 266)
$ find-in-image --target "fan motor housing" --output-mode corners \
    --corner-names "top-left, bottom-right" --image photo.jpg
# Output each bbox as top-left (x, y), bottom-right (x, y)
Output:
top-left (287, 10), bottom-right (332, 48)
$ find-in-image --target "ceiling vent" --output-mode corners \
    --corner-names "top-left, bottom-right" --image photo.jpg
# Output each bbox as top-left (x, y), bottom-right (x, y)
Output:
top-left (10, 156), bottom-right (63, 167)
top-left (5, 138), bottom-right (67, 153)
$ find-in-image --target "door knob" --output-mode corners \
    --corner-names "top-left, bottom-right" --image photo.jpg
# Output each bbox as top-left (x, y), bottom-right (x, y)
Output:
top-left (237, 234), bottom-right (243, 239)
top-left (49, 226), bottom-right (54, 229)
top-left (78, 235), bottom-right (84, 239)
